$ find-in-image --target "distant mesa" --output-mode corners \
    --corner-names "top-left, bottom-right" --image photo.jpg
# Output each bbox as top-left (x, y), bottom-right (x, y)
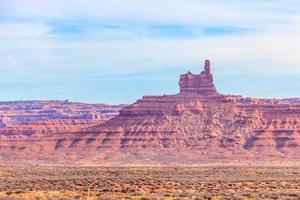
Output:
top-left (179, 59), bottom-right (218, 95)
top-left (0, 101), bottom-right (124, 136)
top-left (2, 59), bottom-right (300, 165)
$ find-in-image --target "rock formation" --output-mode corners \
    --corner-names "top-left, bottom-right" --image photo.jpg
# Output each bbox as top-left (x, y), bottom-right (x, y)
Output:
top-left (179, 59), bottom-right (218, 95)
top-left (0, 101), bottom-right (124, 126)
top-left (0, 119), bottom-right (104, 137)
top-left (1, 60), bottom-right (300, 165)
top-left (0, 101), bottom-right (124, 139)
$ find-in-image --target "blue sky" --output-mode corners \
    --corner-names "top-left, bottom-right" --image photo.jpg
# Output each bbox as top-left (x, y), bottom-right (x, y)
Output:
top-left (1, 0), bottom-right (300, 104)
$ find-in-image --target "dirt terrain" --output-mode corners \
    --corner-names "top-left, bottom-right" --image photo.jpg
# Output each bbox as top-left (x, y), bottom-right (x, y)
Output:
top-left (1, 164), bottom-right (300, 199)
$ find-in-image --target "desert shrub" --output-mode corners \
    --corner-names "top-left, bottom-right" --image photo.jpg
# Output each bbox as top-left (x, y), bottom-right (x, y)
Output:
top-left (210, 196), bottom-right (222, 200)
top-left (231, 195), bottom-right (244, 200)
top-left (96, 195), bottom-right (119, 200)
top-left (0, 196), bottom-right (24, 200)
top-left (47, 195), bottom-right (71, 200)
top-left (128, 191), bottom-right (143, 196)
top-left (179, 191), bottom-right (194, 198)
top-left (140, 194), bottom-right (161, 200)
top-left (31, 194), bottom-right (48, 200)
top-left (174, 165), bottom-right (185, 170)
top-left (128, 185), bottom-right (139, 192)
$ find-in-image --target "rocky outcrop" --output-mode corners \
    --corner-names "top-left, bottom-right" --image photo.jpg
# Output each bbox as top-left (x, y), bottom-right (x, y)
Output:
top-left (0, 101), bottom-right (124, 140)
top-left (0, 100), bottom-right (124, 126)
top-left (1, 60), bottom-right (300, 165)
top-left (0, 119), bottom-right (104, 138)
top-left (179, 59), bottom-right (218, 95)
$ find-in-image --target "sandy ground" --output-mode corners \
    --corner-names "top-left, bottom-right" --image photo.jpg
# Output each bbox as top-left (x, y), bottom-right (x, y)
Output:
top-left (1, 163), bottom-right (300, 199)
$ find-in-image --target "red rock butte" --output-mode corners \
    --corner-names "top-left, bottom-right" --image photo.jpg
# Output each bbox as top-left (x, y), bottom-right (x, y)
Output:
top-left (179, 59), bottom-right (218, 95)
top-left (1, 60), bottom-right (300, 165)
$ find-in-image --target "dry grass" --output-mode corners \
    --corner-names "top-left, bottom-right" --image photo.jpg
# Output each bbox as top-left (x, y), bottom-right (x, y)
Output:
top-left (1, 165), bottom-right (300, 199)
top-left (0, 191), bottom-right (80, 200)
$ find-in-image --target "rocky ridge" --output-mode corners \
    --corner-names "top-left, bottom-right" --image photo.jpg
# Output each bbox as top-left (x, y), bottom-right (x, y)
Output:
top-left (0, 101), bottom-right (124, 137)
top-left (1, 60), bottom-right (300, 164)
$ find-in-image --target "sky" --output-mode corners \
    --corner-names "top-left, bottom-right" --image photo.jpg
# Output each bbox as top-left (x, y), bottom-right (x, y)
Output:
top-left (1, 0), bottom-right (300, 104)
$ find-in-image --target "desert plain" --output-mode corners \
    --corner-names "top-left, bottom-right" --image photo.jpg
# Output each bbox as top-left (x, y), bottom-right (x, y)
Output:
top-left (1, 163), bottom-right (300, 200)
top-left (2, 62), bottom-right (300, 199)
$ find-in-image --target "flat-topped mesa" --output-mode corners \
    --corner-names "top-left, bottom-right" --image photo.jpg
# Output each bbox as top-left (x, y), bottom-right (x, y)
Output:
top-left (179, 59), bottom-right (218, 95)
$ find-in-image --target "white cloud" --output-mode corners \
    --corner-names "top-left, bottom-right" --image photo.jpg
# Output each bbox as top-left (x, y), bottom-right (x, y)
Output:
top-left (1, 0), bottom-right (300, 102)
top-left (2, 0), bottom-right (299, 27)
top-left (0, 0), bottom-right (300, 77)
top-left (0, 22), bottom-right (50, 38)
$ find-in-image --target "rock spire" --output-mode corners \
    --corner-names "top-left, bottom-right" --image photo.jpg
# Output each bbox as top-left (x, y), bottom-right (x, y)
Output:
top-left (179, 59), bottom-right (218, 95)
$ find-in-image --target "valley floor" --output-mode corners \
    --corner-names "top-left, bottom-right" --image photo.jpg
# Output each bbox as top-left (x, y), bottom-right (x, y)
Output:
top-left (1, 164), bottom-right (300, 199)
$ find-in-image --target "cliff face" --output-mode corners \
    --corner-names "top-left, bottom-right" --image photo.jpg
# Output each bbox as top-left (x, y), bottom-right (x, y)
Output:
top-left (0, 101), bottom-right (124, 127)
top-left (0, 119), bottom-right (104, 138)
top-left (0, 101), bottom-right (125, 164)
top-left (0, 101), bottom-right (124, 139)
top-left (1, 60), bottom-right (300, 164)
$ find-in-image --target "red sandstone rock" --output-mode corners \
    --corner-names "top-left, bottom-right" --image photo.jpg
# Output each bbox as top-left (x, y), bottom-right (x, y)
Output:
top-left (1, 60), bottom-right (300, 165)
top-left (0, 101), bottom-right (124, 138)
top-left (179, 59), bottom-right (218, 95)
top-left (0, 119), bottom-right (105, 138)
top-left (0, 100), bottom-right (124, 127)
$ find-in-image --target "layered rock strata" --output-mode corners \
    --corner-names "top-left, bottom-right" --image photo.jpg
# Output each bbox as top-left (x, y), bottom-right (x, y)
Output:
top-left (1, 60), bottom-right (300, 164)
top-left (0, 119), bottom-right (104, 138)
top-left (0, 100), bottom-right (124, 127)
top-left (179, 59), bottom-right (217, 95)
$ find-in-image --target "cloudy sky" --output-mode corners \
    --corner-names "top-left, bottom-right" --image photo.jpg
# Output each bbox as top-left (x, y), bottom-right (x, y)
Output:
top-left (1, 0), bottom-right (300, 104)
